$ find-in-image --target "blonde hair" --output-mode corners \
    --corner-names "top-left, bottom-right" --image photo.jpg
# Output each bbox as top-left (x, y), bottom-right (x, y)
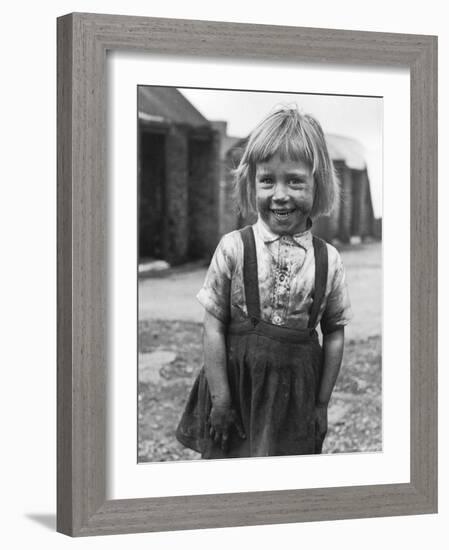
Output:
top-left (233, 105), bottom-right (339, 218)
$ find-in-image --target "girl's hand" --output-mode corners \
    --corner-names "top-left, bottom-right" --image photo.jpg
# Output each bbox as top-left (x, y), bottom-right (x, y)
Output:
top-left (208, 404), bottom-right (246, 452)
top-left (314, 404), bottom-right (328, 452)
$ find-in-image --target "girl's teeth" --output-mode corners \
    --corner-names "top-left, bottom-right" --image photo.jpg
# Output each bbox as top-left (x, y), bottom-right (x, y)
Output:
top-left (273, 210), bottom-right (291, 216)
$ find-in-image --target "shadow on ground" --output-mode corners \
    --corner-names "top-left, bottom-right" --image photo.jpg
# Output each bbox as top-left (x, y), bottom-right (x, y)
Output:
top-left (25, 514), bottom-right (56, 531)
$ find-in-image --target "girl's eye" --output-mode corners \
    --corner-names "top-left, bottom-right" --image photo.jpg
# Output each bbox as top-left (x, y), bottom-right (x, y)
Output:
top-left (290, 179), bottom-right (306, 187)
top-left (259, 177), bottom-right (273, 185)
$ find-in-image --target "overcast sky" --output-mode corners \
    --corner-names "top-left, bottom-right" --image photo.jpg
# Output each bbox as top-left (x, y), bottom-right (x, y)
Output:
top-left (181, 88), bottom-right (382, 217)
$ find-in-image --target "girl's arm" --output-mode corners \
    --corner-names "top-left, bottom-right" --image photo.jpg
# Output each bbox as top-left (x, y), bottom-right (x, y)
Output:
top-left (318, 327), bottom-right (345, 407)
top-left (203, 310), bottom-right (230, 406)
top-left (315, 327), bottom-right (345, 445)
top-left (203, 311), bottom-right (245, 450)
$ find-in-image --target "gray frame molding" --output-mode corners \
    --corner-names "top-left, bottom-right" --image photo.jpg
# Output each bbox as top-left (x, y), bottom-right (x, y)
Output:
top-left (57, 12), bottom-right (437, 536)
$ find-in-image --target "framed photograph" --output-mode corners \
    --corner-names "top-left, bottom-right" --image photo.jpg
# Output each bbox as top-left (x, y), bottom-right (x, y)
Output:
top-left (57, 13), bottom-right (437, 536)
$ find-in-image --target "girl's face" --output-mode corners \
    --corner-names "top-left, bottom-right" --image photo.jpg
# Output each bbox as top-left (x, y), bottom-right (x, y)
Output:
top-left (255, 154), bottom-right (315, 235)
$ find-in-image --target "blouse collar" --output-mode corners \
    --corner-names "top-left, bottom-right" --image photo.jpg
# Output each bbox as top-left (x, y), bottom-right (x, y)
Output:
top-left (254, 216), bottom-right (313, 250)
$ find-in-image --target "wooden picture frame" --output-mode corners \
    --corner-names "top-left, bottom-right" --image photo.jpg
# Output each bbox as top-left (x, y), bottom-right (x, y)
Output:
top-left (57, 12), bottom-right (437, 536)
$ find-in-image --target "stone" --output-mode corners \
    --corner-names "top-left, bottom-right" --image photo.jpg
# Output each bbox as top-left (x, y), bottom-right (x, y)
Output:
top-left (328, 402), bottom-right (351, 425)
top-left (138, 260), bottom-right (170, 275)
top-left (139, 350), bottom-right (177, 384)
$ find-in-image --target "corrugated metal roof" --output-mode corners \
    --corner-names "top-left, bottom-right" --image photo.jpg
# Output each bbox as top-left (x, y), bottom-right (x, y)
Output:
top-left (138, 87), bottom-right (211, 129)
top-left (326, 133), bottom-right (366, 170)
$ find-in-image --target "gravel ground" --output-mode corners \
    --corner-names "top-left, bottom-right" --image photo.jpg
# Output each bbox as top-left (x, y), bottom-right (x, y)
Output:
top-left (138, 319), bottom-right (382, 462)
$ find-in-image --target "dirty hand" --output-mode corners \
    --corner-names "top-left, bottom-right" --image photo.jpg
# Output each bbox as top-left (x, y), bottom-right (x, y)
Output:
top-left (315, 403), bottom-right (328, 441)
top-left (208, 404), bottom-right (246, 452)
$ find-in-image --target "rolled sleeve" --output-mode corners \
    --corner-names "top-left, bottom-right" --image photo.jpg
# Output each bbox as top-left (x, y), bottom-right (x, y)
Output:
top-left (320, 253), bottom-right (353, 335)
top-left (196, 235), bottom-right (234, 323)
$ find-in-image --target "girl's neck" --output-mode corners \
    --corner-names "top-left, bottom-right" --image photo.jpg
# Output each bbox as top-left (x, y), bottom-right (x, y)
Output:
top-left (258, 215), bottom-right (312, 237)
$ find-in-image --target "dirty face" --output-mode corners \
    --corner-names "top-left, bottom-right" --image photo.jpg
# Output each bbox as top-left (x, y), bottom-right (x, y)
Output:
top-left (255, 154), bottom-right (315, 235)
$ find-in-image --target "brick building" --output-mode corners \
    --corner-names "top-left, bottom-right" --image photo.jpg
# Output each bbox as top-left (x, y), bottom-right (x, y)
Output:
top-left (138, 87), bottom-right (221, 265)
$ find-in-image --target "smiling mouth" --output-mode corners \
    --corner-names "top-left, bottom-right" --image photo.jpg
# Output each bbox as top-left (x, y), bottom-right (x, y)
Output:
top-left (270, 208), bottom-right (296, 220)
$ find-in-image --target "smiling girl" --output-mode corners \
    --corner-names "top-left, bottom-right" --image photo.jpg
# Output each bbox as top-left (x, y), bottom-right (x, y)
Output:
top-left (176, 106), bottom-right (352, 458)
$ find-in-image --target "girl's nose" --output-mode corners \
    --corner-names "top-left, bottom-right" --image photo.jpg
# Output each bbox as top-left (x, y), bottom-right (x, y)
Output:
top-left (272, 183), bottom-right (289, 201)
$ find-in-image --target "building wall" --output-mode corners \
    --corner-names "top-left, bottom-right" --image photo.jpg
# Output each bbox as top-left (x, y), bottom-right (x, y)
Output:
top-left (139, 123), bottom-right (222, 265)
top-left (188, 130), bottom-right (221, 260)
top-left (337, 162), bottom-right (353, 243)
top-left (359, 171), bottom-right (375, 239)
top-left (165, 126), bottom-right (189, 264)
top-left (139, 130), bottom-right (167, 260)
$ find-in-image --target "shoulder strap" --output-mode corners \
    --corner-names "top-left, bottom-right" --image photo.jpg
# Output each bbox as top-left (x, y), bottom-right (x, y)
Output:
top-left (308, 236), bottom-right (329, 329)
top-left (239, 225), bottom-right (261, 322)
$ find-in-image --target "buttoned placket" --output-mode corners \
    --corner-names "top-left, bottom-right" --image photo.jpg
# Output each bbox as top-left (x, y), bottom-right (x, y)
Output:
top-left (254, 219), bottom-right (312, 326)
top-left (270, 236), bottom-right (296, 326)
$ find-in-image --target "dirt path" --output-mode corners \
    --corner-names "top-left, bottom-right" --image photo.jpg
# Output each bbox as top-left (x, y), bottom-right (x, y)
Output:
top-left (139, 242), bottom-right (382, 341)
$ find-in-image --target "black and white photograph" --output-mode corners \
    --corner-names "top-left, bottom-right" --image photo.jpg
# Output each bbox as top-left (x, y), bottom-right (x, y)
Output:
top-left (137, 86), bottom-right (383, 462)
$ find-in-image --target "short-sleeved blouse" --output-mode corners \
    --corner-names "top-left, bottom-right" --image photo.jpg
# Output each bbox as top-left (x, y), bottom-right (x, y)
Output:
top-left (197, 217), bottom-right (352, 334)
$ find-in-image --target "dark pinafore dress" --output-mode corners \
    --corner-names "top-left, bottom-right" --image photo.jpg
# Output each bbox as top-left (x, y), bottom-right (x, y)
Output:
top-left (176, 225), bottom-right (328, 459)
